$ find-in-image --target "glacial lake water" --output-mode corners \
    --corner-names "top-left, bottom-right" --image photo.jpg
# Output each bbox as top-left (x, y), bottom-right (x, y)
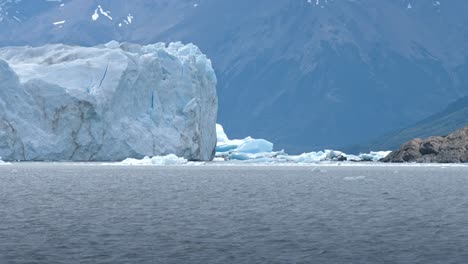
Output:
top-left (1, 163), bottom-right (468, 264)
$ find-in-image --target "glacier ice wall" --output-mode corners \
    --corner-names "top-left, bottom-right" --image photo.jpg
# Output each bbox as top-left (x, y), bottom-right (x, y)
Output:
top-left (0, 41), bottom-right (218, 161)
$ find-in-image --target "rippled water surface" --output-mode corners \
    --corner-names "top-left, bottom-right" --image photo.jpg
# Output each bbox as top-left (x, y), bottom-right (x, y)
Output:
top-left (1, 164), bottom-right (468, 264)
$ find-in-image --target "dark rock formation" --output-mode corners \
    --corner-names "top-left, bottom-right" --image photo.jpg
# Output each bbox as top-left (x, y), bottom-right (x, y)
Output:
top-left (383, 126), bottom-right (468, 163)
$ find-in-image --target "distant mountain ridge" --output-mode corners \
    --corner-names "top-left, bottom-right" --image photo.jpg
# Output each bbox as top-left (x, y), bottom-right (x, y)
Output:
top-left (1, 0), bottom-right (467, 152)
top-left (358, 96), bottom-right (468, 152)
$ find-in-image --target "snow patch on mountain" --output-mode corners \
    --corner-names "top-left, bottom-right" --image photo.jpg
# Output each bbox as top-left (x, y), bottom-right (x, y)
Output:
top-left (52, 20), bottom-right (65, 26)
top-left (0, 0), bottom-right (450, 26)
top-left (92, 5), bottom-right (112, 21)
top-left (118, 13), bottom-right (133, 27)
top-left (307, 0), bottom-right (334, 8)
top-left (0, 0), bottom-right (65, 23)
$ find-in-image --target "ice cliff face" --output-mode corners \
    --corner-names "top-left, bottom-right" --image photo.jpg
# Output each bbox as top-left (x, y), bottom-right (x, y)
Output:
top-left (0, 41), bottom-right (218, 161)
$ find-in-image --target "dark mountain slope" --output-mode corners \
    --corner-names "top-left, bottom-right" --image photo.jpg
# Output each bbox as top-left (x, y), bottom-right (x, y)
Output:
top-left (359, 96), bottom-right (468, 152)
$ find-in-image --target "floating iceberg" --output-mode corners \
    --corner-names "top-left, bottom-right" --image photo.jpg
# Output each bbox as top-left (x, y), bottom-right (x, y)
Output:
top-left (215, 124), bottom-right (254, 152)
top-left (0, 41), bottom-right (218, 161)
top-left (216, 124), bottom-right (229, 144)
top-left (120, 154), bottom-right (188, 166)
top-left (215, 124), bottom-right (276, 161)
top-left (215, 124), bottom-right (391, 163)
top-left (216, 124), bottom-right (273, 154)
top-left (237, 139), bottom-right (273, 154)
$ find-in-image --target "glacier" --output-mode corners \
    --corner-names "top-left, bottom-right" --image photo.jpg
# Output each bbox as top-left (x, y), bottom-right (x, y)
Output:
top-left (216, 124), bottom-right (391, 163)
top-left (0, 41), bottom-right (218, 161)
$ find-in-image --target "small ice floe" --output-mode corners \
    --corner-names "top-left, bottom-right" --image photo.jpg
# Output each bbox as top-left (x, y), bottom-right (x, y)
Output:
top-left (343, 176), bottom-right (366, 181)
top-left (311, 167), bottom-right (327, 173)
top-left (120, 154), bottom-right (188, 166)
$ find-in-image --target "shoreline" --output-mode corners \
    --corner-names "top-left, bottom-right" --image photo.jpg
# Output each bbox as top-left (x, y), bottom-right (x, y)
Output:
top-left (1, 161), bottom-right (468, 168)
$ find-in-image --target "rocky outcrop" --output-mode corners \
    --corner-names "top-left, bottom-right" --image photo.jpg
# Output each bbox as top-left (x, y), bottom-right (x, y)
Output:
top-left (382, 126), bottom-right (468, 163)
top-left (0, 41), bottom-right (218, 161)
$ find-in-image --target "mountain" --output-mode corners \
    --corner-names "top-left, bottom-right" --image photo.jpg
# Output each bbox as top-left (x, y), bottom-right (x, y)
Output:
top-left (358, 96), bottom-right (468, 152)
top-left (1, 0), bottom-right (467, 153)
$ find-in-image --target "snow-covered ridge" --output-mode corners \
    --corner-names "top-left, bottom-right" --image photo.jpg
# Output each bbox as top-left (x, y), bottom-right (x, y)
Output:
top-left (0, 41), bottom-right (218, 161)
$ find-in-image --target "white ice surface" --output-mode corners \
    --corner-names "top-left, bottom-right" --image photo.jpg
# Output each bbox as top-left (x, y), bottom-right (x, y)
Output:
top-left (0, 156), bottom-right (9, 165)
top-left (120, 154), bottom-right (188, 166)
top-left (0, 41), bottom-right (218, 161)
top-left (358, 151), bottom-right (392, 162)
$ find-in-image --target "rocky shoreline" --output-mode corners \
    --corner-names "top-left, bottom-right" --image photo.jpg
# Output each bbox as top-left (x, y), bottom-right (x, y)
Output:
top-left (383, 126), bottom-right (468, 163)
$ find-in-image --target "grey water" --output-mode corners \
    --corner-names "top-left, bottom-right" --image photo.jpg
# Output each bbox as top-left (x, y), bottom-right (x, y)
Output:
top-left (1, 164), bottom-right (468, 264)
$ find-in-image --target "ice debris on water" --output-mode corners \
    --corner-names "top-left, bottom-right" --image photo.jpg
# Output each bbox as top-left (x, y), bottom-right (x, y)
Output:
top-left (343, 176), bottom-right (367, 181)
top-left (0, 157), bottom-right (9, 165)
top-left (111, 124), bottom-right (391, 166)
top-left (215, 124), bottom-right (391, 164)
top-left (120, 155), bottom-right (188, 166)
